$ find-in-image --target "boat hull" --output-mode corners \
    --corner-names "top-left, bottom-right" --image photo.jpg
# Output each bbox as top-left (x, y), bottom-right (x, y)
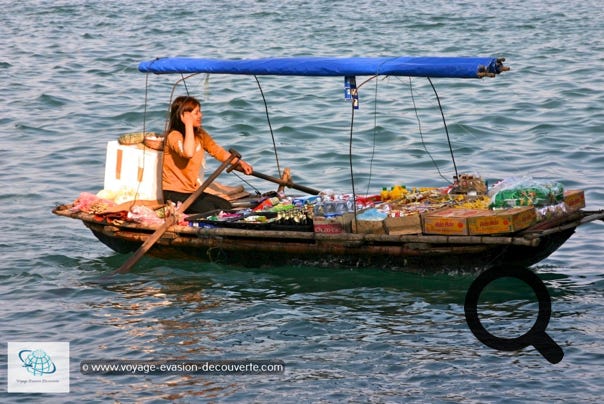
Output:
top-left (53, 205), bottom-right (601, 272)
top-left (88, 226), bottom-right (574, 271)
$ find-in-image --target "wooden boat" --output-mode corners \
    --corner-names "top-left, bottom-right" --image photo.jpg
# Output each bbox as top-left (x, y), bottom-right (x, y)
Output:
top-left (52, 204), bottom-right (604, 271)
top-left (52, 56), bottom-right (604, 271)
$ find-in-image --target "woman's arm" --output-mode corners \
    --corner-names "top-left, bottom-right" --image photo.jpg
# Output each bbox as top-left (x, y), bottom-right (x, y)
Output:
top-left (180, 111), bottom-right (197, 158)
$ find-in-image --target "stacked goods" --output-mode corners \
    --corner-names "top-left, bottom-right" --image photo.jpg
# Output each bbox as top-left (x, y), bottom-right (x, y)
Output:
top-left (382, 196), bottom-right (451, 235)
top-left (182, 175), bottom-right (585, 237)
top-left (365, 181), bottom-right (491, 235)
top-left (421, 205), bottom-right (539, 236)
top-left (352, 175), bottom-right (584, 237)
top-left (353, 187), bottom-right (454, 235)
top-left (309, 192), bottom-right (382, 233)
top-left (420, 176), bottom-right (544, 236)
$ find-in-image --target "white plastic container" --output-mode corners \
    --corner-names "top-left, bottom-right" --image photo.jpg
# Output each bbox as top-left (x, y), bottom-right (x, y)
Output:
top-left (103, 140), bottom-right (163, 202)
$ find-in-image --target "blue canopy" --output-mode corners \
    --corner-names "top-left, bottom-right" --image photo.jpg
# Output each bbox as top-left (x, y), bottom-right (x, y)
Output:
top-left (138, 56), bottom-right (507, 79)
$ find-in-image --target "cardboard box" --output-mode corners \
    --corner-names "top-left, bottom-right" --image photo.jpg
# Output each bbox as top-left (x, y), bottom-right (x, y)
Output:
top-left (352, 219), bottom-right (386, 234)
top-left (103, 140), bottom-right (163, 201)
top-left (313, 213), bottom-right (353, 234)
top-left (564, 190), bottom-right (585, 212)
top-left (384, 213), bottom-right (422, 235)
top-left (468, 206), bottom-right (537, 235)
top-left (422, 208), bottom-right (487, 236)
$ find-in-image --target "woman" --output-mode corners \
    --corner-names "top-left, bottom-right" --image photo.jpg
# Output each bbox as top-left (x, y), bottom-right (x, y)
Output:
top-left (162, 95), bottom-right (253, 213)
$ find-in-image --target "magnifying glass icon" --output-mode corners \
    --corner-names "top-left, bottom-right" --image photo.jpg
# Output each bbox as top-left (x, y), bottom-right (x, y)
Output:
top-left (464, 266), bottom-right (564, 364)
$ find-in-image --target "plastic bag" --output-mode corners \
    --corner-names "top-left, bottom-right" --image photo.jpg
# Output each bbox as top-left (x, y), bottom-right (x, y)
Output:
top-left (488, 176), bottom-right (564, 208)
top-left (356, 208), bottom-right (388, 221)
top-left (71, 192), bottom-right (116, 214)
top-left (127, 205), bottom-right (164, 226)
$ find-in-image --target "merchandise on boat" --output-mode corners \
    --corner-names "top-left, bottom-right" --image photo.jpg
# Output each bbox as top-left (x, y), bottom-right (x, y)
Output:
top-left (64, 157), bottom-right (588, 239)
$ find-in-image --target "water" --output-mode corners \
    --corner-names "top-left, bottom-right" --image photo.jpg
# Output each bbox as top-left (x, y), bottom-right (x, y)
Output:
top-left (2, 0), bottom-right (604, 401)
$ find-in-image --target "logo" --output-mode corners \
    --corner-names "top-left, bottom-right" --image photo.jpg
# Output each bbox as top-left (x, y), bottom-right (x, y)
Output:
top-left (7, 341), bottom-right (70, 393)
top-left (19, 349), bottom-right (57, 376)
top-left (464, 266), bottom-right (564, 364)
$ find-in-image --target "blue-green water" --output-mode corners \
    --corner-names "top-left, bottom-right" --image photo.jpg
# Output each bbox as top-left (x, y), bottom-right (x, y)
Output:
top-left (2, 0), bottom-right (604, 402)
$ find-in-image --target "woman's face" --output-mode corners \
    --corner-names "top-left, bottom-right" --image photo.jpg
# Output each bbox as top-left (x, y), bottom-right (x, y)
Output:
top-left (191, 106), bottom-right (202, 128)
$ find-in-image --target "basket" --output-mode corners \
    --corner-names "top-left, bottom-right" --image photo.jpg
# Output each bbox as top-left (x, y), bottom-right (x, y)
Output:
top-left (118, 132), bottom-right (146, 145)
top-left (143, 134), bottom-right (165, 151)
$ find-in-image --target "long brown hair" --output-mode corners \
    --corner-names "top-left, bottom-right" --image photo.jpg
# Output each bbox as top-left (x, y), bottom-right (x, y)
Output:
top-left (166, 95), bottom-right (201, 136)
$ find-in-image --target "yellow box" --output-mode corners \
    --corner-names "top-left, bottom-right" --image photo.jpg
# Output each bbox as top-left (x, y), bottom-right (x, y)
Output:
top-left (384, 213), bottom-right (422, 235)
top-left (468, 206), bottom-right (537, 235)
top-left (422, 208), bottom-right (486, 236)
top-left (564, 190), bottom-right (585, 212)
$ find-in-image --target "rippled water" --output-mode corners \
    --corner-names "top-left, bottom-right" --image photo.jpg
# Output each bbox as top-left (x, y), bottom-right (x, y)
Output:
top-left (2, 0), bottom-right (604, 402)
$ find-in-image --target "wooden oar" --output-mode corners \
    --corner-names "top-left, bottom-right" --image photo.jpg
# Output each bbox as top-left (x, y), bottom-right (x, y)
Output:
top-left (248, 170), bottom-right (320, 195)
top-left (112, 149), bottom-right (242, 275)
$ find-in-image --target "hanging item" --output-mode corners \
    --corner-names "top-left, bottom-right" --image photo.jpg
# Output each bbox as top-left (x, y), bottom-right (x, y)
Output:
top-left (344, 76), bottom-right (359, 109)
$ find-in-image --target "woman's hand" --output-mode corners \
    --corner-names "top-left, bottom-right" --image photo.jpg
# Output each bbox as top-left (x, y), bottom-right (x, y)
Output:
top-left (180, 111), bottom-right (195, 128)
top-left (236, 159), bottom-right (253, 175)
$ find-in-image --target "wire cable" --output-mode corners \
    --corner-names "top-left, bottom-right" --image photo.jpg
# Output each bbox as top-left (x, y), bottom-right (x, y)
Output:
top-left (408, 77), bottom-right (450, 184)
top-left (230, 171), bottom-right (261, 196)
top-left (131, 73), bottom-right (153, 205)
top-left (182, 73), bottom-right (190, 95)
top-left (348, 98), bottom-right (358, 218)
top-left (254, 75), bottom-right (281, 177)
top-left (355, 75), bottom-right (380, 197)
top-left (365, 76), bottom-right (379, 196)
top-left (427, 77), bottom-right (458, 182)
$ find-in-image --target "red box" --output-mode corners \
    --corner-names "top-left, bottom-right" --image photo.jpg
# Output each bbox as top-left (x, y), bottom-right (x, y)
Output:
top-left (313, 214), bottom-right (353, 234)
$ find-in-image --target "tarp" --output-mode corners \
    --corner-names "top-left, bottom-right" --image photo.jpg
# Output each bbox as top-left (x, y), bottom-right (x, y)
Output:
top-left (138, 56), bottom-right (506, 79)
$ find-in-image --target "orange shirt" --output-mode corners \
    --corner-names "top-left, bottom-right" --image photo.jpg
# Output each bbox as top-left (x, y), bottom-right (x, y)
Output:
top-left (162, 128), bottom-right (231, 193)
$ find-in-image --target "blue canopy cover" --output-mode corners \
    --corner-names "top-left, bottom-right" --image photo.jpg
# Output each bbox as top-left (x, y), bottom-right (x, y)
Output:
top-left (138, 56), bottom-right (506, 79)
